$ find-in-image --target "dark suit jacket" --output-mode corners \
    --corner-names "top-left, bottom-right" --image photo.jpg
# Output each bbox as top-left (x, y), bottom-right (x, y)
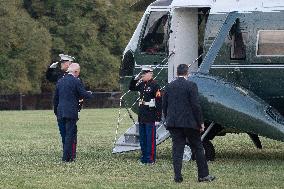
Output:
top-left (162, 77), bottom-right (203, 130)
top-left (53, 74), bottom-right (93, 120)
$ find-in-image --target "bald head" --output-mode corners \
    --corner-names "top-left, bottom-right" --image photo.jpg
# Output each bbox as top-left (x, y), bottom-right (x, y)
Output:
top-left (67, 63), bottom-right (80, 77)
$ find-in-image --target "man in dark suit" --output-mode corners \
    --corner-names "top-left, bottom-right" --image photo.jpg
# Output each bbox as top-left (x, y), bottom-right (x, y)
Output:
top-left (163, 64), bottom-right (215, 183)
top-left (53, 63), bottom-right (94, 162)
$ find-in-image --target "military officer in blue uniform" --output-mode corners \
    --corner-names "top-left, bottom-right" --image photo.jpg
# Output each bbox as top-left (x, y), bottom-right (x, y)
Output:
top-left (129, 66), bottom-right (162, 164)
top-left (53, 63), bottom-right (94, 162)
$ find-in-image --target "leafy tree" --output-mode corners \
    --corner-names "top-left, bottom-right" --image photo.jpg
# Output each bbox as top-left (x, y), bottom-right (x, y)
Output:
top-left (24, 0), bottom-right (141, 91)
top-left (0, 0), bottom-right (141, 93)
top-left (0, 0), bottom-right (52, 94)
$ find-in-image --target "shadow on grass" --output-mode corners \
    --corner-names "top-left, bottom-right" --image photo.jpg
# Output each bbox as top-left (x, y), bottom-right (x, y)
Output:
top-left (76, 141), bottom-right (283, 164)
top-left (217, 150), bottom-right (284, 161)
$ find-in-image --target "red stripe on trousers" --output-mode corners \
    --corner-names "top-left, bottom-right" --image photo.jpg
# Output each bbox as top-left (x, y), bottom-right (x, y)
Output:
top-left (150, 124), bottom-right (155, 162)
top-left (72, 141), bottom-right (76, 160)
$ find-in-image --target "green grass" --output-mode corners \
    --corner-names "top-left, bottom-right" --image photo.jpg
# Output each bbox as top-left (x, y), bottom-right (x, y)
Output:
top-left (0, 109), bottom-right (283, 189)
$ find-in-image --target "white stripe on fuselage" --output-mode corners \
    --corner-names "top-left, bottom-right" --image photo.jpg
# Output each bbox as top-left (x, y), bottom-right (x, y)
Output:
top-left (135, 65), bottom-right (284, 69)
top-left (169, 0), bottom-right (284, 14)
top-left (211, 64), bottom-right (284, 69)
top-left (135, 65), bottom-right (168, 69)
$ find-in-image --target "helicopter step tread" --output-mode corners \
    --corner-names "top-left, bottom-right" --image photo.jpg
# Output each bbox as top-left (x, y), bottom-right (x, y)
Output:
top-left (115, 142), bottom-right (140, 147)
top-left (112, 122), bottom-right (170, 153)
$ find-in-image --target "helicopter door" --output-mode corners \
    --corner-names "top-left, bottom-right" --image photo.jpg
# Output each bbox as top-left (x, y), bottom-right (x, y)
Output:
top-left (168, 8), bottom-right (199, 82)
top-left (134, 11), bottom-right (170, 67)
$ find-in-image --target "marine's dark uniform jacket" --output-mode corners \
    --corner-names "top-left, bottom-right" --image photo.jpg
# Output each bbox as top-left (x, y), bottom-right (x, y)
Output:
top-left (46, 67), bottom-right (66, 83)
top-left (163, 77), bottom-right (203, 130)
top-left (129, 77), bottom-right (162, 123)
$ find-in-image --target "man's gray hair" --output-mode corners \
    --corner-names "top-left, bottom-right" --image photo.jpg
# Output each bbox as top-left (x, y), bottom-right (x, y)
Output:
top-left (67, 63), bottom-right (80, 73)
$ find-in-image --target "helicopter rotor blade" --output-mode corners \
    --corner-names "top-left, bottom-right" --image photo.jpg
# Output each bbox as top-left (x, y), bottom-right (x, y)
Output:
top-left (130, 0), bottom-right (155, 11)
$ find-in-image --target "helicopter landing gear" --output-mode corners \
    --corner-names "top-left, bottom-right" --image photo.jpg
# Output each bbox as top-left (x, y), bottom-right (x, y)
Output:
top-left (191, 122), bottom-right (219, 161)
top-left (203, 140), bottom-right (215, 161)
top-left (191, 140), bottom-right (216, 161)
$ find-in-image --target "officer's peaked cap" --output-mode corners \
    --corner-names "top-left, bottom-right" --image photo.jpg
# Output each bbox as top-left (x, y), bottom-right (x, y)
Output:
top-left (59, 54), bottom-right (75, 62)
top-left (141, 65), bottom-right (153, 72)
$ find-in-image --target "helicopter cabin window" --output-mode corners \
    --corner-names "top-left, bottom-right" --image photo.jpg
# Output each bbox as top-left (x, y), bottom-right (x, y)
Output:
top-left (230, 19), bottom-right (246, 60)
top-left (140, 12), bottom-right (169, 54)
top-left (257, 30), bottom-right (284, 56)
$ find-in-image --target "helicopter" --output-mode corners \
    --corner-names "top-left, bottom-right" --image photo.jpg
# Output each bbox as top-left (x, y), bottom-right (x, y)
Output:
top-left (113, 0), bottom-right (284, 160)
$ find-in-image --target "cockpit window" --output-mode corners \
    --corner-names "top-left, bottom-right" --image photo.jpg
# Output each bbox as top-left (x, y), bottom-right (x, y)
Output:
top-left (140, 11), bottom-right (169, 54)
top-left (257, 30), bottom-right (284, 56)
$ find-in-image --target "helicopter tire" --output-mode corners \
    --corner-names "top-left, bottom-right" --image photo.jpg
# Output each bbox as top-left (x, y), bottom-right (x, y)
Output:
top-left (203, 140), bottom-right (215, 161)
top-left (191, 140), bottom-right (215, 161)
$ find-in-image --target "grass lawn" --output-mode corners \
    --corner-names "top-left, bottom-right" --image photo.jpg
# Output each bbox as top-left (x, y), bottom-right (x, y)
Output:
top-left (0, 109), bottom-right (283, 189)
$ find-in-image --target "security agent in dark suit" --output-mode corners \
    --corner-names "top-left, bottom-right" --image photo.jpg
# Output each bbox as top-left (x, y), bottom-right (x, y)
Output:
top-left (53, 63), bottom-right (94, 162)
top-left (163, 64), bottom-right (215, 183)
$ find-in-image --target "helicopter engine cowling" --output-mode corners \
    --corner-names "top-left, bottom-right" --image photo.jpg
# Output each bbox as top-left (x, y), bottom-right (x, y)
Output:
top-left (189, 73), bottom-right (284, 142)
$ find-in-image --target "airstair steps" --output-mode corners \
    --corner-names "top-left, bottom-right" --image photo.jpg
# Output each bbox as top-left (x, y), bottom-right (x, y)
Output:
top-left (112, 122), bottom-right (170, 153)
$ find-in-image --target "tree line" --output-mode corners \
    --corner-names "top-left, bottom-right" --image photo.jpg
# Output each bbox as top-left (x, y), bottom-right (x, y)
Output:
top-left (0, 0), bottom-right (141, 94)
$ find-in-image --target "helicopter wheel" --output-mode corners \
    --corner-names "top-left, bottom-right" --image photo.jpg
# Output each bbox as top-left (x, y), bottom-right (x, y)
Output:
top-left (203, 140), bottom-right (215, 161)
top-left (191, 140), bottom-right (216, 161)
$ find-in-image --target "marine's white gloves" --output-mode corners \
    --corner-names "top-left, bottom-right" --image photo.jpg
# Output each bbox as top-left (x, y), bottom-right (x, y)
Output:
top-left (49, 62), bottom-right (59, 68)
top-left (200, 123), bottom-right (205, 132)
top-left (134, 73), bottom-right (142, 80)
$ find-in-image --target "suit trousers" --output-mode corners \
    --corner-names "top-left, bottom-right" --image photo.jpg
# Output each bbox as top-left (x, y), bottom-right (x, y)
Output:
top-left (169, 128), bottom-right (209, 178)
top-left (61, 118), bottom-right (77, 162)
top-left (57, 119), bottom-right (66, 146)
top-left (139, 122), bottom-right (156, 163)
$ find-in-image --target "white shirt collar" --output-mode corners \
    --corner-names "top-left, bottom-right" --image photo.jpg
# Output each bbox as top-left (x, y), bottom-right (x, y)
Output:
top-left (68, 73), bottom-right (76, 77)
top-left (177, 76), bottom-right (188, 79)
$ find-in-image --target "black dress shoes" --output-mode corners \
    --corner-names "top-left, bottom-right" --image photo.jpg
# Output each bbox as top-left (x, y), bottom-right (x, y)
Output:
top-left (198, 175), bottom-right (216, 182)
top-left (174, 177), bottom-right (183, 183)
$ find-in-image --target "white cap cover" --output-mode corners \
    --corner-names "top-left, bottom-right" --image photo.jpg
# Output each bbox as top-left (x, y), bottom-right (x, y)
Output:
top-left (59, 54), bottom-right (75, 62)
top-left (141, 65), bottom-right (153, 72)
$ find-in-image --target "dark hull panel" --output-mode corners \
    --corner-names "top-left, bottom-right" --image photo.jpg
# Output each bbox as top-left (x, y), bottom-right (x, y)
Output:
top-left (190, 74), bottom-right (284, 142)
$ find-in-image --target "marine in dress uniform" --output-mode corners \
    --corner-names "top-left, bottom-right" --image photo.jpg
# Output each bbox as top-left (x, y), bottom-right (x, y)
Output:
top-left (129, 66), bottom-right (162, 164)
top-left (46, 54), bottom-right (75, 83)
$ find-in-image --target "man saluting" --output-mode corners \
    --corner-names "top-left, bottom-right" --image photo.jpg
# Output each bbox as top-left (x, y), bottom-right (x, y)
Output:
top-left (129, 65), bottom-right (162, 165)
